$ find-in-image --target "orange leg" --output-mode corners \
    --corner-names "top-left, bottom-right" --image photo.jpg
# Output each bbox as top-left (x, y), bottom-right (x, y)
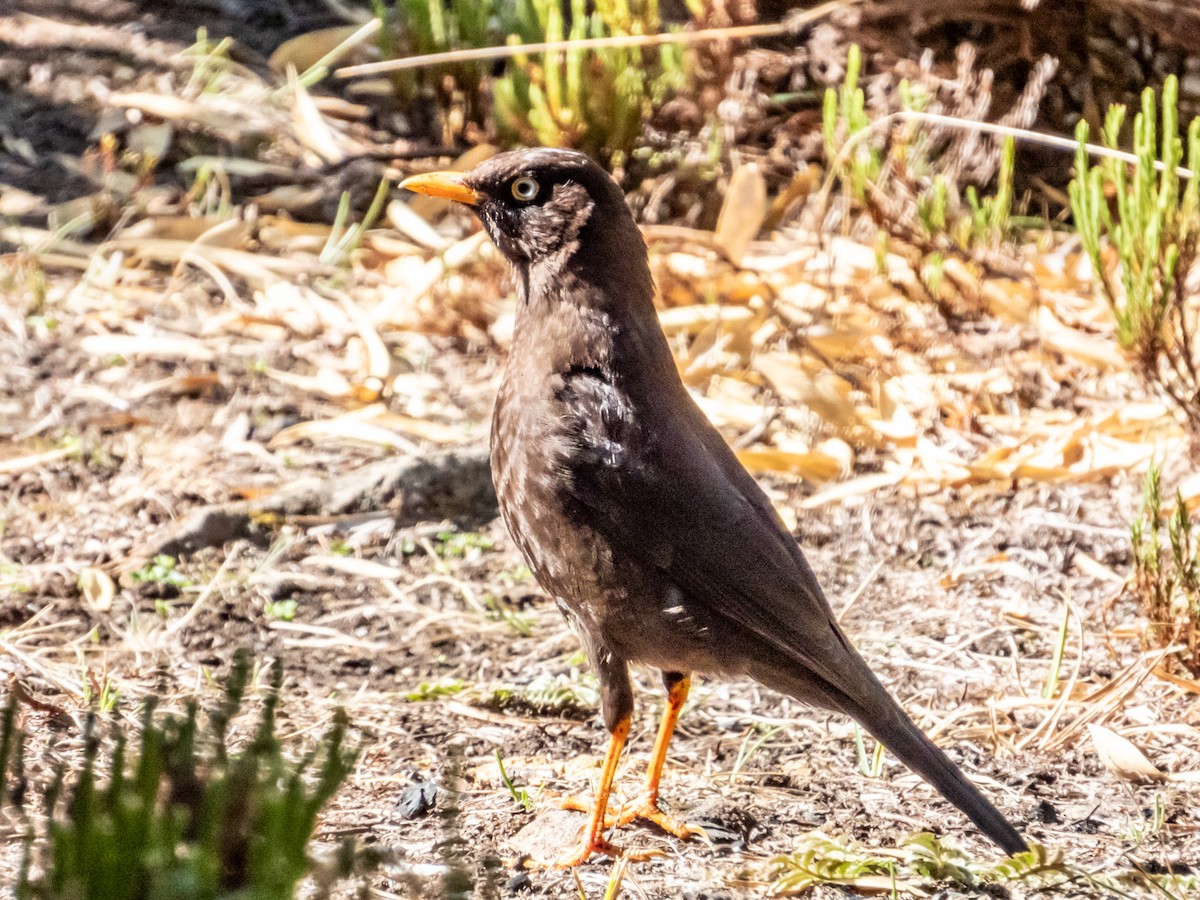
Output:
top-left (562, 674), bottom-right (701, 841)
top-left (642, 674), bottom-right (689, 806)
top-left (541, 715), bottom-right (632, 867)
top-left (613, 673), bottom-right (702, 839)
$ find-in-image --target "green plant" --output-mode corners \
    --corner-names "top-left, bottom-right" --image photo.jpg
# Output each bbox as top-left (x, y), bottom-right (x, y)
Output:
top-left (770, 832), bottom-right (898, 895)
top-left (327, 539), bottom-right (353, 558)
top-left (1130, 463), bottom-right (1200, 675)
top-left (964, 135), bottom-right (1015, 247)
top-left (6, 653), bottom-right (369, 899)
top-left (79, 666), bottom-right (120, 714)
top-left (822, 45), bottom-right (879, 201)
top-left (729, 722), bottom-right (785, 780)
top-left (406, 677), bottom-right (468, 701)
top-left (263, 599), bottom-right (298, 621)
top-left (385, 0), bottom-right (492, 128)
top-left (180, 157), bottom-right (235, 219)
top-left (486, 671), bottom-right (599, 718)
top-left (823, 46), bottom-right (1021, 256)
top-left (494, 749), bottom-right (535, 812)
top-left (1124, 791), bottom-right (1167, 846)
top-left (853, 724), bottom-right (885, 777)
top-left (904, 832), bottom-right (976, 885)
top-left (771, 832), bottom-right (1194, 897)
top-left (483, 594), bottom-right (534, 637)
top-left (493, 0), bottom-right (687, 167)
top-left (181, 28), bottom-right (234, 98)
top-left (281, 19), bottom-right (383, 92)
top-left (319, 178), bottom-right (391, 267)
top-left (435, 529), bottom-right (495, 560)
top-left (1071, 75), bottom-right (1200, 428)
top-left (1041, 599), bottom-right (1071, 700)
top-left (921, 251), bottom-right (946, 298)
top-left (130, 555), bottom-right (193, 590)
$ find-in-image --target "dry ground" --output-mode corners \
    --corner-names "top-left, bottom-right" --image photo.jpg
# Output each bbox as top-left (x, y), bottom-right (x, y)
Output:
top-left (4, 280), bottom-right (1197, 898)
top-left (2, 3), bottom-right (1199, 899)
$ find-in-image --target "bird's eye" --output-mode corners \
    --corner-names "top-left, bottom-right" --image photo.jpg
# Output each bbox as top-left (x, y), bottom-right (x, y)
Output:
top-left (510, 176), bottom-right (540, 202)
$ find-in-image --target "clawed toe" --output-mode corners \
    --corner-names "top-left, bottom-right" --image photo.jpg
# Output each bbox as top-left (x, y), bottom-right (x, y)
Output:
top-left (559, 791), bottom-right (597, 814)
top-left (522, 834), bottom-right (665, 869)
top-left (618, 798), bottom-right (704, 841)
top-left (532, 675), bottom-right (700, 868)
top-left (560, 791), bottom-right (703, 841)
top-left (525, 835), bottom-right (623, 869)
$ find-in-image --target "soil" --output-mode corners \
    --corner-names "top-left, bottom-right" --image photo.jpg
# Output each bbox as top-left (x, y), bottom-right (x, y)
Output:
top-left (2, 2), bottom-right (1199, 899)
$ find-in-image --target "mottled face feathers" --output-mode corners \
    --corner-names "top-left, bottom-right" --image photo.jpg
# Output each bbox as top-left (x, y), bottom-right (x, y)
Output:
top-left (404, 148), bottom-right (637, 267)
top-left (403, 147), bottom-right (655, 321)
top-left (461, 149), bottom-right (624, 266)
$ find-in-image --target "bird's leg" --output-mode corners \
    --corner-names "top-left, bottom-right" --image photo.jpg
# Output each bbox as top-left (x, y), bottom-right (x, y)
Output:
top-left (560, 672), bottom-right (702, 841)
top-left (536, 656), bottom-right (665, 867)
top-left (544, 715), bottom-right (632, 867)
top-left (608, 672), bottom-right (703, 840)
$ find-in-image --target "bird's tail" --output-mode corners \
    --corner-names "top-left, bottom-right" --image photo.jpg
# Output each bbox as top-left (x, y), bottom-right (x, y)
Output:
top-left (851, 694), bottom-right (1028, 855)
top-left (753, 659), bottom-right (1029, 856)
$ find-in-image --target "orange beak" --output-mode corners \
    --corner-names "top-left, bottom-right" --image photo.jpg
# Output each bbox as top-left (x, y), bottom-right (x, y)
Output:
top-left (399, 171), bottom-right (482, 206)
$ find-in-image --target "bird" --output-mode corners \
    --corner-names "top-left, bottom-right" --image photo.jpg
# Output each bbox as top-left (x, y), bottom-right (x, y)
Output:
top-left (400, 148), bottom-right (1028, 867)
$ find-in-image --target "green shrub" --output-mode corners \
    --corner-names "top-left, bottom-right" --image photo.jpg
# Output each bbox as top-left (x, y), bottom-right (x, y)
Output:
top-left (493, 0), bottom-right (687, 166)
top-left (822, 45), bottom-right (1020, 254)
top-left (5, 653), bottom-right (368, 900)
top-left (822, 45), bottom-right (879, 202)
top-left (1131, 464), bottom-right (1200, 676)
top-left (373, 0), bottom-right (492, 136)
top-left (1070, 75), bottom-right (1200, 428)
top-left (376, 0), bottom-right (689, 160)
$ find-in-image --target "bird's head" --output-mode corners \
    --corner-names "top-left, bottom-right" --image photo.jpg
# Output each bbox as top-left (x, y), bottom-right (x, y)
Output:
top-left (400, 148), bottom-right (639, 272)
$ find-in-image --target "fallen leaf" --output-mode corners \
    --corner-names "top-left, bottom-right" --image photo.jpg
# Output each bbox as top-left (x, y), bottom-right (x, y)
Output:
top-left (79, 567), bottom-right (116, 613)
top-left (1087, 724), bottom-right (1167, 782)
top-left (715, 163), bottom-right (767, 266)
top-left (270, 25), bottom-right (369, 74)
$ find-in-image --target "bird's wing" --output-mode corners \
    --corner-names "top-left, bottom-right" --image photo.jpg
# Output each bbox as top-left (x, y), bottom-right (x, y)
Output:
top-left (561, 370), bottom-right (875, 709)
top-left (559, 372), bottom-right (1033, 858)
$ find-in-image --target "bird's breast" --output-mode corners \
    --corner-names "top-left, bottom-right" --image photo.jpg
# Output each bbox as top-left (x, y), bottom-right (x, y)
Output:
top-left (491, 366), bottom-right (608, 604)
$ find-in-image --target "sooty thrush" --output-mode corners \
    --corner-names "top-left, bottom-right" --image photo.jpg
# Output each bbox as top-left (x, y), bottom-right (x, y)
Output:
top-left (401, 148), bottom-right (1028, 866)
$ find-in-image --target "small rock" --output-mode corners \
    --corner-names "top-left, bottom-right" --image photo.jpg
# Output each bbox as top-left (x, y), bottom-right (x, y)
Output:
top-left (1035, 798), bottom-right (1060, 824)
top-left (396, 780), bottom-right (439, 819)
top-left (505, 872), bottom-right (532, 893)
top-left (509, 807), bottom-right (584, 861)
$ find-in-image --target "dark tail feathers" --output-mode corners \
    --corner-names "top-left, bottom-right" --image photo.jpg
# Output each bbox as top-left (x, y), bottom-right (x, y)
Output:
top-left (857, 698), bottom-right (1028, 856)
top-left (755, 660), bottom-right (1028, 855)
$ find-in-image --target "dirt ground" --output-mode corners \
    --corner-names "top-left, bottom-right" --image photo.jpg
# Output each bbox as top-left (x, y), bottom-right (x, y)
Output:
top-left (7, 301), bottom-right (1197, 899)
top-left (2, 2), bottom-right (1200, 899)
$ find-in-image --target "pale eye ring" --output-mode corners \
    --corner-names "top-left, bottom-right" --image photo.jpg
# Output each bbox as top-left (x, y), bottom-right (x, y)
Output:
top-left (511, 176), bottom-right (540, 202)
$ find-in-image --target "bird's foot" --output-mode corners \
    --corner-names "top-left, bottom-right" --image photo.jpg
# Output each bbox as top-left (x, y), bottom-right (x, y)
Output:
top-left (525, 834), bottom-right (621, 869)
top-left (522, 834), bottom-right (663, 869)
top-left (613, 794), bottom-right (705, 840)
top-left (560, 792), bottom-right (702, 841)
top-left (560, 790), bottom-right (600, 814)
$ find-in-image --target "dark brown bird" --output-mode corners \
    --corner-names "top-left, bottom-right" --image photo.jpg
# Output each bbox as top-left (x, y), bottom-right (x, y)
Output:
top-left (401, 148), bottom-right (1028, 867)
